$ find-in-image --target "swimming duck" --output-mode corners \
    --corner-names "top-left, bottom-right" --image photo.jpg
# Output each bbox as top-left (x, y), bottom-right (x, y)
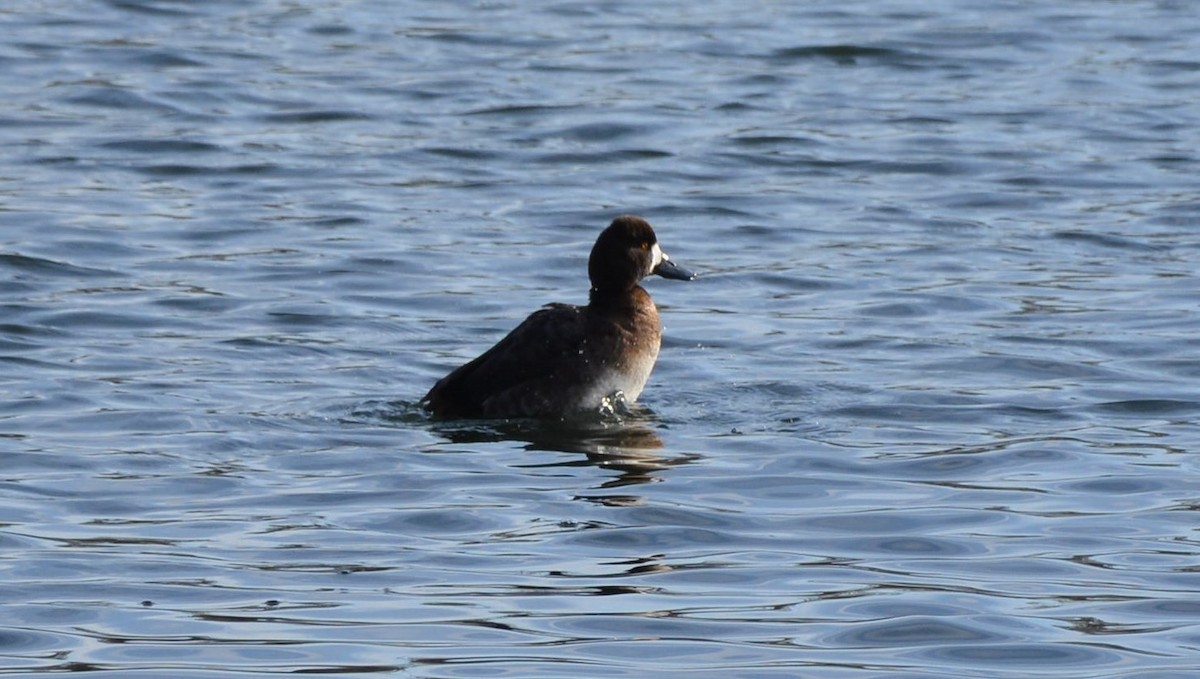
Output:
top-left (422, 215), bottom-right (694, 419)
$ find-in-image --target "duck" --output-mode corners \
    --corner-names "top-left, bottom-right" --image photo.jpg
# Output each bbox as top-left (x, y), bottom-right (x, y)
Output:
top-left (422, 215), bottom-right (695, 419)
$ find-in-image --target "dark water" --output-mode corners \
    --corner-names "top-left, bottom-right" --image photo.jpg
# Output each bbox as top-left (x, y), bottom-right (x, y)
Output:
top-left (3, 0), bottom-right (1200, 676)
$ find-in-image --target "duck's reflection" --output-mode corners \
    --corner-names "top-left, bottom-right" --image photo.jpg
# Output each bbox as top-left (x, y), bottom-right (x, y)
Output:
top-left (428, 408), bottom-right (698, 490)
top-left (534, 422), bottom-right (696, 490)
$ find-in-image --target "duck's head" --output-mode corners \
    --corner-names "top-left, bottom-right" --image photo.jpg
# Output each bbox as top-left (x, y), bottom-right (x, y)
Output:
top-left (588, 215), bottom-right (695, 294)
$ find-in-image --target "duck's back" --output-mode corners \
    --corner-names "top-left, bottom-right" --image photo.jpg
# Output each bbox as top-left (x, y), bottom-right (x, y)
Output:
top-left (423, 303), bottom-right (589, 418)
top-left (422, 294), bottom-right (661, 419)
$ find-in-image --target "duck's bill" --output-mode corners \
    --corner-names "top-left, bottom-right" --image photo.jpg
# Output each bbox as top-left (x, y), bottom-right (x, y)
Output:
top-left (654, 255), bottom-right (696, 281)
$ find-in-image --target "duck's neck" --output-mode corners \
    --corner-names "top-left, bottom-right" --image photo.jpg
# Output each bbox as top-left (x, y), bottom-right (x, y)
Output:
top-left (588, 286), bottom-right (659, 328)
top-left (588, 284), bottom-right (638, 308)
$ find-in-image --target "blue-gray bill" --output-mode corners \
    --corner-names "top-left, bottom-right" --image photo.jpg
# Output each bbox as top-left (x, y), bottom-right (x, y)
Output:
top-left (654, 256), bottom-right (695, 281)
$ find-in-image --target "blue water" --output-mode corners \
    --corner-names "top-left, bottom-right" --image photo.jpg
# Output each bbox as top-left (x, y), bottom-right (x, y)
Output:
top-left (3, 1), bottom-right (1199, 677)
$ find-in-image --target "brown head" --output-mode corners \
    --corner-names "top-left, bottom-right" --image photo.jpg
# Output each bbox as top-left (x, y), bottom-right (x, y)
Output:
top-left (587, 215), bottom-right (694, 295)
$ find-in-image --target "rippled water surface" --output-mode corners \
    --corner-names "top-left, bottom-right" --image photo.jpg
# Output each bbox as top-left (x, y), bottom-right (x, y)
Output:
top-left (3, 0), bottom-right (1200, 676)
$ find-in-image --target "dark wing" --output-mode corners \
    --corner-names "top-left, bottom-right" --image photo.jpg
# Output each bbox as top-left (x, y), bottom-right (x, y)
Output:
top-left (422, 303), bottom-right (588, 418)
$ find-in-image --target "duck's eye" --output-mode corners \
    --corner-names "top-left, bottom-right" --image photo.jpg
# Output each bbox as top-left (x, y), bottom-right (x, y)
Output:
top-left (640, 242), bottom-right (651, 251)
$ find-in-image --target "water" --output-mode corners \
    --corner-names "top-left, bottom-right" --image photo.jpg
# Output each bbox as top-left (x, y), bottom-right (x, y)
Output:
top-left (2, 0), bottom-right (1199, 676)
